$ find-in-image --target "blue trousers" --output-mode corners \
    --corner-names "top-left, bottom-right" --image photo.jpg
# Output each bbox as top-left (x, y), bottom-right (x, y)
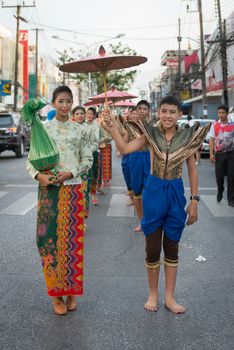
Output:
top-left (141, 175), bottom-right (187, 242)
top-left (121, 154), bottom-right (132, 191)
top-left (129, 150), bottom-right (150, 196)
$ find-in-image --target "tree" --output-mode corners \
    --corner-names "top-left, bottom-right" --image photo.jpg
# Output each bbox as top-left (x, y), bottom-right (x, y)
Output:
top-left (56, 48), bottom-right (87, 85)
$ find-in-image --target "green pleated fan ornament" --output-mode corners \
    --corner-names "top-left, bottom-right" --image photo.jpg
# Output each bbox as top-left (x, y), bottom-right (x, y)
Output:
top-left (21, 99), bottom-right (59, 173)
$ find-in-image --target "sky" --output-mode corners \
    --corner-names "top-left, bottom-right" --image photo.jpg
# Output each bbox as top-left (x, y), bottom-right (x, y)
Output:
top-left (0, 0), bottom-right (233, 96)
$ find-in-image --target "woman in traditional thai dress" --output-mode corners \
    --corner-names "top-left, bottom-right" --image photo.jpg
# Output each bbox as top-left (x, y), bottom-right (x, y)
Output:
top-left (85, 107), bottom-right (102, 205)
top-left (27, 86), bottom-right (93, 315)
top-left (71, 106), bottom-right (98, 218)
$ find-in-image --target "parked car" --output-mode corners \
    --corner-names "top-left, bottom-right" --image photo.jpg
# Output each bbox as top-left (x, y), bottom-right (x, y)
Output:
top-left (0, 112), bottom-right (30, 158)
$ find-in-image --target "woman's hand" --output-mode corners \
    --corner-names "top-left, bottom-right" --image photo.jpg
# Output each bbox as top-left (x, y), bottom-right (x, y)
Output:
top-left (55, 172), bottom-right (73, 184)
top-left (186, 201), bottom-right (198, 225)
top-left (36, 173), bottom-right (56, 187)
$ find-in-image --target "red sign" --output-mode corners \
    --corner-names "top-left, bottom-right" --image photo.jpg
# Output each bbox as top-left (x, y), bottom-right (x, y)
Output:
top-left (19, 30), bottom-right (29, 103)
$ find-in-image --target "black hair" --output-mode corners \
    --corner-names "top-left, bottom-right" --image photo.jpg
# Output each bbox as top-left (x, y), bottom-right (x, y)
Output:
top-left (87, 107), bottom-right (96, 116)
top-left (159, 95), bottom-right (181, 111)
top-left (137, 100), bottom-right (150, 110)
top-left (72, 106), bottom-right (85, 115)
top-left (52, 85), bottom-right (73, 102)
top-left (129, 107), bottom-right (137, 112)
top-left (217, 104), bottom-right (228, 113)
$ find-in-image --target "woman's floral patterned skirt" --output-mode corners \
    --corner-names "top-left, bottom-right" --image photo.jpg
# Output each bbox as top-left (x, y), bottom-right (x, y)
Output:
top-left (37, 184), bottom-right (84, 297)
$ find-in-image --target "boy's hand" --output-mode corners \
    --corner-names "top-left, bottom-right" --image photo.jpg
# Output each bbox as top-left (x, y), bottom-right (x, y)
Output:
top-left (36, 173), bottom-right (56, 187)
top-left (100, 109), bottom-right (117, 132)
top-left (186, 201), bottom-right (198, 225)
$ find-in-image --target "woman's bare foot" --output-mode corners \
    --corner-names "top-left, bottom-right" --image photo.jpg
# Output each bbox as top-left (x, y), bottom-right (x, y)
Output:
top-left (133, 224), bottom-right (142, 232)
top-left (144, 294), bottom-right (159, 312)
top-left (165, 298), bottom-right (186, 314)
top-left (51, 297), bottom-right (67, 315)
top-left (66, 296), bottom-right (77, 311)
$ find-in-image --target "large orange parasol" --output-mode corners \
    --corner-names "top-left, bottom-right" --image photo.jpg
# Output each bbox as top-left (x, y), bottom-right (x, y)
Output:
top-left (59, 46), bottom-right (147, 103)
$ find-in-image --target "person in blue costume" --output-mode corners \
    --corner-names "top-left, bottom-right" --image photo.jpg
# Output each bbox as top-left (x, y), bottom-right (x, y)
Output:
top-left (125, 101), bottom-right (151, 232)
top-left (101, 95), bottom-right (210, 314)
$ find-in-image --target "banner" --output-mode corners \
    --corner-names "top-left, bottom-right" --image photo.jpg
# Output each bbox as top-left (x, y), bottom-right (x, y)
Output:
top-left (0, 80), bottom-right (11, 96)
top-left (18, 30), bottom-right (29, 103)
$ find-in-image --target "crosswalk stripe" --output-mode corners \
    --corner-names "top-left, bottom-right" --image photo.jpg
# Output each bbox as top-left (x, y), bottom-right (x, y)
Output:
top-left (110, 186), bottom-right (217, 191)
top-left (0, 191), bottom-right (8, 199)
top-left (4, 184), bottom-right (37, 188)
top-left (0, 192), bottom-right (37, 215)
top-left (107, 194), bottom-right (135, 217)
top-left (201, 195), bottom-right (234, 217)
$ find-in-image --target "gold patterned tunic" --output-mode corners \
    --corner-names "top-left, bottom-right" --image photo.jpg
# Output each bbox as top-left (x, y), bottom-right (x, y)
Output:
top-left (131, 121), bottom-right (211, 179)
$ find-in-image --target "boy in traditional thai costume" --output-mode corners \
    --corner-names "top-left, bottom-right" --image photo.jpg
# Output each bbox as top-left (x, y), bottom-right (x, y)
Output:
top-left (102, 95), bottom-right (210, 314)
top-left (122, 100), bottom-right (151, 232)
top-left (26, 86), bottom-right (93, 316)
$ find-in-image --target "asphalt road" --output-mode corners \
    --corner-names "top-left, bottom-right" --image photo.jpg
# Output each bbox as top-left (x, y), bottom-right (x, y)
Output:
top-left (0, 149), bottom-right (234, 350)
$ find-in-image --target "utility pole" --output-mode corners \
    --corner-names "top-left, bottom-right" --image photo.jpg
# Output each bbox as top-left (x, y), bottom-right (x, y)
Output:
top-left (2, 1), bottom-right (36, 111)
top-left (197, 0), bottom-right (208, 118)
top-left (216, 0), bottom-right (229, 108)
top-left (31, 28), bottom-right (44, 97)
top-left (186, 0), bottom-right (207, 117)
top-left (177, 18), bottom-right (182, 85)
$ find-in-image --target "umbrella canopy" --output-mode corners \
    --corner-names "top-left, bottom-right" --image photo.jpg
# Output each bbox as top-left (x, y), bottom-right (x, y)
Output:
top-left (59, 46), bottom-right (147, 74)
top-left (83, 100), bottom-right (112, 107)
top-left (59, 46), bottom-right (147, 103)
top-left (111, 100), bottom-right (136, 108)
top-left (89, 86), bottom-right (137, 104)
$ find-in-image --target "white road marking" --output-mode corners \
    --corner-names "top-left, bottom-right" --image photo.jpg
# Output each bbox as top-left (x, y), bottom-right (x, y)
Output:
top-left (0, 191), bottom-right (8, 199)
top-left (110, 186), bottom-right (217, 191)
top-left (0, 192), bottom-right (37, 215)
top-left (201, 195), bottom-right (234, 217)
top-left (4, 184), bottom-right (37, 188)
top-left (107, 194), bottom-right (135, 217)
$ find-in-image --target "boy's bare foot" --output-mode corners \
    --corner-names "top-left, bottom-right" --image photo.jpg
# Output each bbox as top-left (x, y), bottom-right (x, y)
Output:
top-left (66, 296), bottom-right (77, 311)
top-left (144, 294), bottom-right (159, 312)
top-left (165, 299), bottom-right (186, 314)
top-left (133, 224), bottom-right (141, 232)
top-left (51, 297), bottom-right (67, 315)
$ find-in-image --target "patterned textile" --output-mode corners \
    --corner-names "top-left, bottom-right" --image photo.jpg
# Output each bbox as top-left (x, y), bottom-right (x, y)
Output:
top-left (141, 175), bottom-right (186, 241)
top-left (81, 170), bottom-right (92, 218)
top-left (37, 184), bottom-right (84, 297)
top-left (132, 121), bottom-right (211, 179)
top-left (210, 121), bottom-right (234, 153)
top-left (27, 118), bottom-right (93, 183)
top-left (100, 143), bottom-right (112, 181)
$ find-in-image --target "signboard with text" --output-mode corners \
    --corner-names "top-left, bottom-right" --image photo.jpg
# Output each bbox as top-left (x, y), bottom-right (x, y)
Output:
top-left (0, 80), bottom-right (11, 96)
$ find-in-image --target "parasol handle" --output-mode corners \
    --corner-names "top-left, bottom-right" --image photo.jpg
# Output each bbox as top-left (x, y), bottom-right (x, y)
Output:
top-left (103, 72), bottom-right (108, 105)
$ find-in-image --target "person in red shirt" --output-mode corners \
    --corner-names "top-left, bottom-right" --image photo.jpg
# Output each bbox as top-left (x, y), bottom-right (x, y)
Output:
top-left (209, 105), bottom-right (234, 207)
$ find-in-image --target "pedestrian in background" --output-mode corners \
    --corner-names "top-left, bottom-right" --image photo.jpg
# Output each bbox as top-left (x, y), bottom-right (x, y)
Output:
top-left (209, 105), bottom-right (234, 207)
top-left (27, 86), bottom-right (93, 315)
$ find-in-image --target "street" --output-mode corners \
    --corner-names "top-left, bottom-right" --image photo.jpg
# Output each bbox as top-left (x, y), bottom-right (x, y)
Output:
top-left (0, 148), bottom-right (234, 350)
